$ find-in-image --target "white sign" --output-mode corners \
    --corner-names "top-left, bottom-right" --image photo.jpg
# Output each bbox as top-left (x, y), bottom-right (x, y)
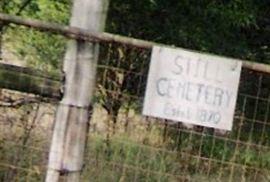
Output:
top-left (143, 46), bottom-right (242, 130)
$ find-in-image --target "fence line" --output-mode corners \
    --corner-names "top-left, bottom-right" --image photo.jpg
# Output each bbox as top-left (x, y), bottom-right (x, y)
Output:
top-left (0, 63), bottom-right (269, 181)
top-left (0, 13), bottom-right (269, 74)
top-left (0, 62), bottom-right (61, 99)
top-left (0, 12), bottom-right (270, 182)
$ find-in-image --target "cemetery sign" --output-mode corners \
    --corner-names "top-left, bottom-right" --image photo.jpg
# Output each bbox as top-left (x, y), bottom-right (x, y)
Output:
top-left (143, 46), bottom-right (242, 130)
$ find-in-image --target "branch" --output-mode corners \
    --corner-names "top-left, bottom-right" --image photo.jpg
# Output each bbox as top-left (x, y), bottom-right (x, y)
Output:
top-left (0, 0), bottom-right (32, 28)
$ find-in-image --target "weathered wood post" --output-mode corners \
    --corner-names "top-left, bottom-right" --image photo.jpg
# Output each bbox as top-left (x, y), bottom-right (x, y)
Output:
top-left (45, 0), bottom-right (109, 182)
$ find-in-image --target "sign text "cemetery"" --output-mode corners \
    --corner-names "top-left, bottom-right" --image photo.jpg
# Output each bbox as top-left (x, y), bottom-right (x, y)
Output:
top-left (143, 46), bottom-right (242, 130)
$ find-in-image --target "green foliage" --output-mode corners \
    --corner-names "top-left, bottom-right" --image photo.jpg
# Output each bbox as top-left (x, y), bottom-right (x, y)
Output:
top-left (3, 0), bottom-right (269, 74)
top-left (0, 0), bottom-right (24, 13)
top-left (1, 1), bottom-right (270, 181)
top-left (7, 28), bottom-right (67, 73)
top-left (107, 0), bottom-right (270, 63)
top-left (81, 133), bottom-right (270, 181)
top-left (3, 0), bottom-right (71, 73)
top-left (98, 0), bottom-right (270, 119)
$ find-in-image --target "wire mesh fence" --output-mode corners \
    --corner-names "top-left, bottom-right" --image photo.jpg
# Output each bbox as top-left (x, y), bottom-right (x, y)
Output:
top-left (82, 43), bottom-right (270, 181)
top-left (0, 89), bottom-right (56, 182)
top-left (0, 28), bottom-right (269, 182)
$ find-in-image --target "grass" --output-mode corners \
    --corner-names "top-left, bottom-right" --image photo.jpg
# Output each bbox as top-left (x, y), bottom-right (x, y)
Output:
top-left (0, 102), bottom-right (270, 181)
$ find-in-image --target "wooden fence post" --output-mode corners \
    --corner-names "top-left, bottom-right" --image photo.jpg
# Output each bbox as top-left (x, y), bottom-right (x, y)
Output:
top-left (45, 0), bottom-right (109, 182)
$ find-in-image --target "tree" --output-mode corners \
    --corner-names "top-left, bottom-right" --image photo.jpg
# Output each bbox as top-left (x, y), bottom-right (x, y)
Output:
top-left (0, 0), bottom-right (34, 59)
top-left (2, 0), bottom-right (71, 74)
top-left (106, 0), bottom-right (269, 63)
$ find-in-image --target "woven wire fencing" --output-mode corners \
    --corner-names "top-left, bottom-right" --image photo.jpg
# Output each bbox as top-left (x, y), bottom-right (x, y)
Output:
top-left (83, 43), bottom-right (270, 182)
top-left (0, 27), bottom-right (62, 182)
top-left (0, 90), bottom-right (57, 182)
top-left (0, 30), bottom-right (269, 182)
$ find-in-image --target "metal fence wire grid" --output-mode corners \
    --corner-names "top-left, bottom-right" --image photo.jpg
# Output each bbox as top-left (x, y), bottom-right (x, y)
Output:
top-left (0, 15), bottom-right (269, 182)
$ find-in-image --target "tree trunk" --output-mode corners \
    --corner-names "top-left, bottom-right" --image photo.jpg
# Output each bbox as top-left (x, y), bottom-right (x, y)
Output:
top-left (45, 0), bottom-right (109, 182)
